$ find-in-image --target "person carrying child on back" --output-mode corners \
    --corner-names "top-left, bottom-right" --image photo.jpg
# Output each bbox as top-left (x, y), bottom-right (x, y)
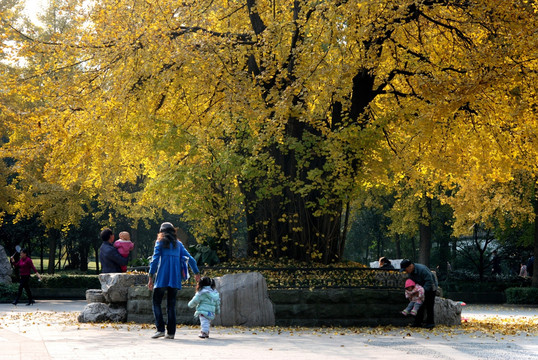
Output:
top-left (188, 277), bottom-right (221, 339)
top-left (114, 231), bottom-right (134, 272)
top-left (401, 279), bottom-right (425, 316)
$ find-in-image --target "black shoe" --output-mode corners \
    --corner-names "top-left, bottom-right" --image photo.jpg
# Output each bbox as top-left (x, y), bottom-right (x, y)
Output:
top-left (411, 323), bottom-right (422, 328)
top-left (26, 300), bottom-right (35, 306)
top-left (11, 300), bottom-right (18, 305)
top-left (423, 323), bottom-right (435, 329)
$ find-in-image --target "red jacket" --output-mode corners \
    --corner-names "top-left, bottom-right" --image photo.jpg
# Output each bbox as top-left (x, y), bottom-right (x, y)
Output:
top-left (12, 257), bottom-right (38, 276)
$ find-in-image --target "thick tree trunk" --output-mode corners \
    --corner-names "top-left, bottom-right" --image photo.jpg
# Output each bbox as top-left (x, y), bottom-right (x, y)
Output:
top-left (239, 65), bottom-right (376, 263)
top-left (94, 244), bottom-right (100, 274)
top-left (47, 229), bottom-right (59, 274)
top-left (418, 197), bottom-right (432, 267)
top-left (395, 234), bottom-right (402, 259)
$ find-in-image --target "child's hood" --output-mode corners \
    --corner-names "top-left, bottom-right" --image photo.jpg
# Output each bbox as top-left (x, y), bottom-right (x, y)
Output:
top-left (200, 286), bottom-right (219, 299)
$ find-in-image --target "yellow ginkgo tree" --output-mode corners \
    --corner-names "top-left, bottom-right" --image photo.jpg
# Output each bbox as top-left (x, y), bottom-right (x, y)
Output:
top-left (2, 0), bottom-right (538, 269)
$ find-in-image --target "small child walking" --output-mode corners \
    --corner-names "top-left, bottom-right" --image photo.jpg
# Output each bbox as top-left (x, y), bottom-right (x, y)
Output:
top-left (401, 279), bottom-right (424, 316)
top-left (114, 231), bottom-right (134, 272)
top-left (188, 277), bottom-right (221, 338)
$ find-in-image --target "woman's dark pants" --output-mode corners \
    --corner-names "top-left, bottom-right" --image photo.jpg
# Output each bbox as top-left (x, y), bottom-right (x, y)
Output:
top-left (152, 287), bottom-right (178, 335)
top-left (14, 275), bottom-right (33, 303)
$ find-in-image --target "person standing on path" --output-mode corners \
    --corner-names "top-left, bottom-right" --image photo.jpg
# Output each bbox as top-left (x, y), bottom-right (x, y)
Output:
top-left (400, 259), bottom-right (438, 329)
top-left (99, 228), bottom-right (128, 273)
top-left (148, 222), bottom-right (200, 339)
top-left (10, 248), bottom-right (42, 305)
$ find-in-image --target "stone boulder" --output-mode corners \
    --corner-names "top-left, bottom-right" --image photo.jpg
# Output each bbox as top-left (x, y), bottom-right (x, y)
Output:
top-left (86, 289), bottom-right (106, 303)
top-left (99, 273), bottom-right (148, 303)
top-left (213, 272), bottom-right (275, 327)
top-left (78, 302), bottom-right (127, 323)
top-left (435, 297), bottom-right (462, 326)
top-left (0, 245), bottom-right (13, 284)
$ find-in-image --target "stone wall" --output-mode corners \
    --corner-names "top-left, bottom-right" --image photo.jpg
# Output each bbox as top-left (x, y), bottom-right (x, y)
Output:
top-left (81, 272), bottom-right (461, 326)
top-left (126, 285), bottom-right (461, 327)
top-left (270, 288), bottom-right (409, 327)
top-left (127, 285), bottom-right (196, 324)
top-left (127, 272), bottom-right (275, 326)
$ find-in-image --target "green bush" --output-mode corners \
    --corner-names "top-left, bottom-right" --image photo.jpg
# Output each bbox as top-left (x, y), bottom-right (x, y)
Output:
top-left (129, 257), bottom-right (150, 267)
top-left (505, 287), bottom-right (538, 304)
top-left (440, 272), bottom-right (531, 293)
top-left (0, 283), bottom-right (20, 303)
top-left (24, 274), bottom-right (100, 289)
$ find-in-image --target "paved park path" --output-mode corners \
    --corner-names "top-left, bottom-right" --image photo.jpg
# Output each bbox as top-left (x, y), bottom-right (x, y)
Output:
top-left (1, 300), bottom-right (537, 360)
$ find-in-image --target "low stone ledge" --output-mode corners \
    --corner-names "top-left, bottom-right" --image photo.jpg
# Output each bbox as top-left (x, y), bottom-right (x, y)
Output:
top-left (79, 272), bottom-right (462, 327)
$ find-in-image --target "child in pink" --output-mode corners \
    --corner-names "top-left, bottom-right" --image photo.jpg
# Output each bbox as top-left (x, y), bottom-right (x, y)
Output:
top-left (401, 279), bottom-right (425, 316)
top-left (114, 231), bottom-right (134, 272)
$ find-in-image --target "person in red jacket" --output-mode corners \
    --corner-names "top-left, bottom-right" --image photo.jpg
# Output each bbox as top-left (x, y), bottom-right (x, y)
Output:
top-left (10, 248), bottom-right (42, 305)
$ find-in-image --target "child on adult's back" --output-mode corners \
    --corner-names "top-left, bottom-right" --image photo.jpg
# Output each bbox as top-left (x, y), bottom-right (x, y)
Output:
top-left (188, 277), bottom-right (221, 339)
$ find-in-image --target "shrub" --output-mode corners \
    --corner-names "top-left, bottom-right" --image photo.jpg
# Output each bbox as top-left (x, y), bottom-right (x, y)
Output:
top-left (24, 274), bottom-right (100, 289)
top-left (129, 257), bottom-right (150, 267)
top-left (505, 287), bottom-right (538, 304)
top-left (0, 283), bottom-right (20, 303)
top-left (440, 271), bottom-right (531, 292)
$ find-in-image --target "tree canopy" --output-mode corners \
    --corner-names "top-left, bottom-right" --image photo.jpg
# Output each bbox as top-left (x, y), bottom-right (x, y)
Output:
top-left (1, 1), bottom-right (537, 272)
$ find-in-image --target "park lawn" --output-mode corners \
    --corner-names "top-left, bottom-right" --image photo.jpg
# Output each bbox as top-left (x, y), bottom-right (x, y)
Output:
top-left (30, 257), bottom-right (98, 273)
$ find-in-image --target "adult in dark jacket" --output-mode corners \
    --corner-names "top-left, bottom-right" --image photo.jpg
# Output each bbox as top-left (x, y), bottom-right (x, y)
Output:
top-left (99, 228), bottom-right (128, 273)
top-left (400, 259), bottom-right (438, 329)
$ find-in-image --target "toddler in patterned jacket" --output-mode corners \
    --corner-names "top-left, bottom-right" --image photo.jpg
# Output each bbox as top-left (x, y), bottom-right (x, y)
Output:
top-left (401, 278), bottom-right (425, 316)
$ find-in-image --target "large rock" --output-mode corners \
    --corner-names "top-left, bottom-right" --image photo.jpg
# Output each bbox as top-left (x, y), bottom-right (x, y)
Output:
top-left (0, 245), bottom-right (13, 284)
top-left (86, 289), bottom-right (106, 303)
top-left (78, 302), bottom-right (127, 323)
top-left (213, 272), bottom-right (275, 327)
top-left (435, 297), bottom-right (462, 325)
top-left (99, 273), bottom-right (148, 303)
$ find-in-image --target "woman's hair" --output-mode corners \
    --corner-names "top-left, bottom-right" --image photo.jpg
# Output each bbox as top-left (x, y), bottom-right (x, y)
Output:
top-left (156, 227), bottom-right (177, 249)
top-left (20, 248), bottom-right (29, 256)
top-left (379, 256), bottom-right (390, 265)
top-left (196, 277), bottom-right (212, 292)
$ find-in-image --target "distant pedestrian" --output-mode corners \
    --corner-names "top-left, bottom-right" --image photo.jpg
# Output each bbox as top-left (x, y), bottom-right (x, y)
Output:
top-left (188, 276), bottom-right (221, 339)
top-left (519, 262), bottom-right (528, 277)
top-left (400, 259), bottom-right (438, 329)
top-left (401, 279), bottom-right (424, 316)
top-left (378, 257), bottom-right (394, 269)
top-left (148, 222), bottom-right (200, 339)
top-left (99, 228), bottom-right (128, 273)
top-left (114, 231), bottom-right (134, 272)
top-left (10, 248), bottom-right (42, 306)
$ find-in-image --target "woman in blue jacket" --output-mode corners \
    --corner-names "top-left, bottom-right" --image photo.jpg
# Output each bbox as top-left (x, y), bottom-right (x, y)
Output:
top-left (147, 222), bottom-right (200, 339)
